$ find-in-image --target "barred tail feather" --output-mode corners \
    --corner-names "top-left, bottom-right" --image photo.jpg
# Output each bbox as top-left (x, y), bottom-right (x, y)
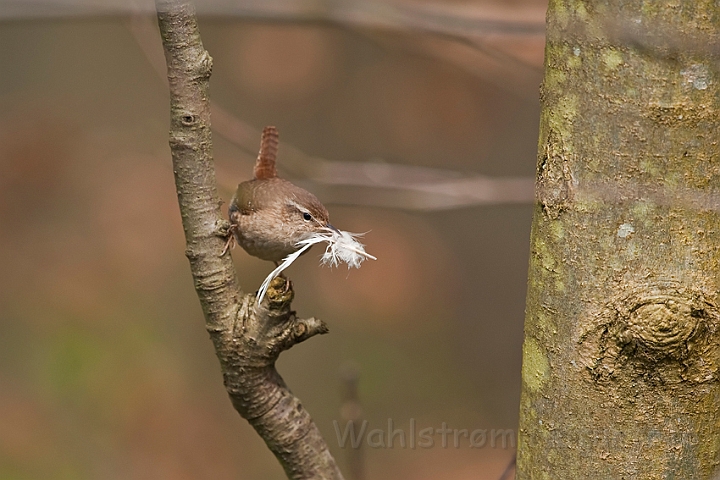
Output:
top-left (254, 126), bottom-right (279, 180)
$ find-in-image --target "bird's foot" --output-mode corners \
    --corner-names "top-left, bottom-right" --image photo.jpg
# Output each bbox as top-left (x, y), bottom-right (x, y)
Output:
top-left (275, 270), bottom-right (292, 293)
top-left (263, 275), bottom-right (294, 305)
top-left (221, 224), bottom-right (238, 256)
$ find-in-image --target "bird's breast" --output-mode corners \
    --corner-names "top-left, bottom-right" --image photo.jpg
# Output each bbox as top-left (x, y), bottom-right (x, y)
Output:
top-left (234, 212), bottom-right (300, 262)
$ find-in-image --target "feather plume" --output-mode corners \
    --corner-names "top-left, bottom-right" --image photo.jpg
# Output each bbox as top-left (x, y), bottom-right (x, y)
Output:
top-left (256, 227), bottom-right (375, 304)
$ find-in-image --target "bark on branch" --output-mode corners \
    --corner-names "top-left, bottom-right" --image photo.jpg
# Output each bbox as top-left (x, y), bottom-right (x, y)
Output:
top-left (155, 1), bottom-right (344, 478)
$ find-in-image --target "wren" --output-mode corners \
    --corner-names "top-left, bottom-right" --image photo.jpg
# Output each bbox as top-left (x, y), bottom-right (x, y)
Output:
top-left (227, 126), bottom-right (338, 264)
top-left (227, 127), bottom-right (374, 303)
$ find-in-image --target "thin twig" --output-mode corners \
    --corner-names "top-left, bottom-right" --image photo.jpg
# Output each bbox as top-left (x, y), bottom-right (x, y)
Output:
top-left (127, 14), bottom-right (536, 211)
top-left (5, 0), bottom-right (546, 37)
top-left (339, 363), bottom-right (364, 480)
top-left (497, 454), bottom-right (516, 480)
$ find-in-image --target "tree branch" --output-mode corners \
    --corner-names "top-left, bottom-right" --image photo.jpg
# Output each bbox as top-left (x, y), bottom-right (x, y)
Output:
top-left (155, 1), bottom-right (344, 478)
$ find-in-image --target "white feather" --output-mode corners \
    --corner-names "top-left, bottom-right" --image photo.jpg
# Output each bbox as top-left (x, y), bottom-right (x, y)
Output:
top-left (256, 227), bottom-right (376, 304)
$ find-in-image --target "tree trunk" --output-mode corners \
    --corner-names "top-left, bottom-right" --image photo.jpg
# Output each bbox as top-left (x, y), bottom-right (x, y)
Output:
top-left (517, 1), bottom-right (720, 478)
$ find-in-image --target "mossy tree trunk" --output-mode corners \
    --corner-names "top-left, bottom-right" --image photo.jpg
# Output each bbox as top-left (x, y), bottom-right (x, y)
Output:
top-left (517, 1), bottom-right (720, 478)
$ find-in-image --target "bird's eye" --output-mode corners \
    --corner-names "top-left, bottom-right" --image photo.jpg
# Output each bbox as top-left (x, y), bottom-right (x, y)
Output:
top-left (302, 212), bottom-right (313, 221)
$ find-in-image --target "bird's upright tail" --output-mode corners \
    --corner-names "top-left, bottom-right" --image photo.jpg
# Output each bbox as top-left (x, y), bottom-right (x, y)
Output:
top-left (253, 126), bottom-right (279, 180)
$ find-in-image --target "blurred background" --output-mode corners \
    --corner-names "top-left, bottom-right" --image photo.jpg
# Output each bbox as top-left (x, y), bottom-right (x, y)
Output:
top-left (0, 0), bottom-right (545, 478)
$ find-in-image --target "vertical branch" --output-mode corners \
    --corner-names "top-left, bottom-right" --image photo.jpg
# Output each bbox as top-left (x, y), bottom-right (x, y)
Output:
top-left (339, 364), bottom-right (364, 480)
top-left (155, 1), bottom-right (345, 478)
top-left (156, 0), bottom-right (237, 332)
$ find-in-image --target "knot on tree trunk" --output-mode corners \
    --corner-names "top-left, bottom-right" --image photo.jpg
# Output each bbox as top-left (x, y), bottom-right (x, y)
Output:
top-left (580, 280), bottom-right (720, 386)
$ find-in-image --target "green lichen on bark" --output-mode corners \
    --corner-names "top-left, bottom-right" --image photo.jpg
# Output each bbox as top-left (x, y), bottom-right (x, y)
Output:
top-left (518, 0), bottom-right (720, 478)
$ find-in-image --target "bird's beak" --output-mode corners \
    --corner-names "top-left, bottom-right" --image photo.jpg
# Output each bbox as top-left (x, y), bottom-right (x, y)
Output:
top-left (326, 223), bottom-right (340, 233)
